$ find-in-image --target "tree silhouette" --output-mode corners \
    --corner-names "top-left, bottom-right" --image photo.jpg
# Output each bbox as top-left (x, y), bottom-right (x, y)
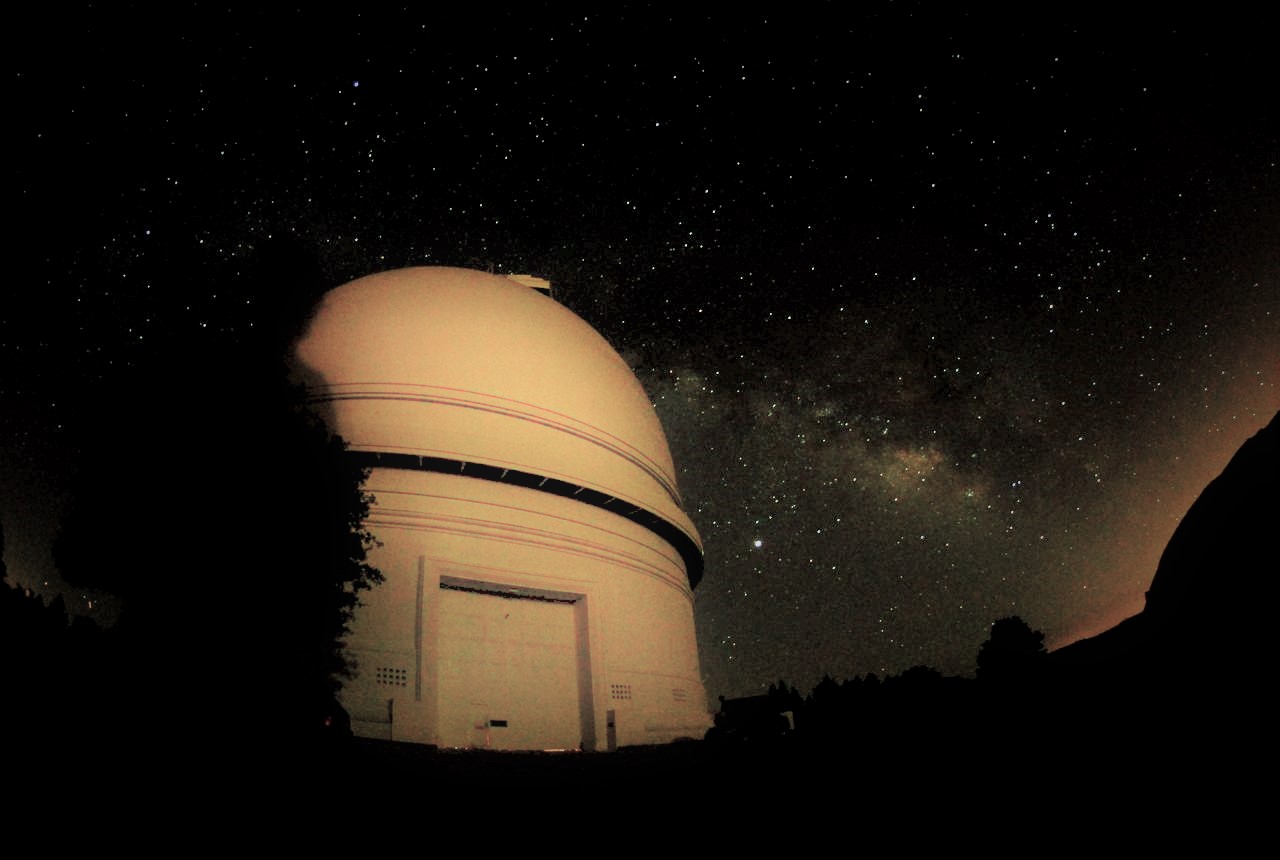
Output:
top-left (53, 243), bottom-right (381, 757)
top-left (767, 678), bottom-right (804, 711)
top-left (976, 616), bottom-right (1047, 682)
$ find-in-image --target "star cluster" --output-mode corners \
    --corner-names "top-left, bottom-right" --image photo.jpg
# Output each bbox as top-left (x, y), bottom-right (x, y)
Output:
top-left (5, 8), bottom-right (1276, 698)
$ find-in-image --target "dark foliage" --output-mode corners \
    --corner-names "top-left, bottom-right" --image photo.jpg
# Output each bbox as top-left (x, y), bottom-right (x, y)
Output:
top-left (975, 616), bottom-right (1047, 682)
top-left (767, 678), bottom-right (804, 711)
top-left (1, 526), bottom-right (112, 748)
top-left (51, 244), bottom-right (380, 757)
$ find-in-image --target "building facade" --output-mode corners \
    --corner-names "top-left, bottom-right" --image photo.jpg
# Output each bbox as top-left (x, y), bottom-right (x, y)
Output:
top-left (294, 267), bottom-right (709, 750)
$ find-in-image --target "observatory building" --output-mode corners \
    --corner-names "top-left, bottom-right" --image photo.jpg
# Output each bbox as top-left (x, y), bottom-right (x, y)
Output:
top-left (294, 267), bottom-right (710, 750)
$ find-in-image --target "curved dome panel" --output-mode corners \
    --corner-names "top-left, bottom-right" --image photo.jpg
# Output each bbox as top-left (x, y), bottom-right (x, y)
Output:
top-left (295, 266), bottom-right (701, 568)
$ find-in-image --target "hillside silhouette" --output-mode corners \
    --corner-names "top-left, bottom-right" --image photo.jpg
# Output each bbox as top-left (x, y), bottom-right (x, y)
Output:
top-left (1051, 411), bottom-right (1277, 675)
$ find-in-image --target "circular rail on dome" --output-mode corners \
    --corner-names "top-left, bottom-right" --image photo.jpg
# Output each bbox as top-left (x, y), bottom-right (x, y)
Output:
top-left (349, 450), bottom-right (703, 588)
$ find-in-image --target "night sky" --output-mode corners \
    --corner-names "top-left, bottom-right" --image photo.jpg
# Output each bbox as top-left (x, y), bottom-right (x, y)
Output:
top-left (5, 8), bottom-right (1276, 700)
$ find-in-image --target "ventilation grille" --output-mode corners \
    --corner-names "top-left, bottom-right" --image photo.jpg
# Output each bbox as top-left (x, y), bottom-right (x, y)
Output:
top-left (375, 667), bottom-right (408, 687)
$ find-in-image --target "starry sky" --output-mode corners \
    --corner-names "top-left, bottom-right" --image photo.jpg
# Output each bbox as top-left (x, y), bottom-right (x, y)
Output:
top-left (5, 7), bottom-right (1276, 699)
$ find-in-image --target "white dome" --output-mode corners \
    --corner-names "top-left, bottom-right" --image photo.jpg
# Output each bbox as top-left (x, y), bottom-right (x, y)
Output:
top-left (294, 267), bottom-right (710, 750)
top-left (294, 266), bottom-right (702, 584)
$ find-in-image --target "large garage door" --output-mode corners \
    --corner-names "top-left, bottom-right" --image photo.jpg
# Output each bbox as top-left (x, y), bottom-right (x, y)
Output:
top-left (437, 586), bottom-right (581, 751)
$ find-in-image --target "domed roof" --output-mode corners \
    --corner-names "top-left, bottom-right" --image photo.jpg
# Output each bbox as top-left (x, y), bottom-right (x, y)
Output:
top-left (294, 266), bottom-right (702, 581)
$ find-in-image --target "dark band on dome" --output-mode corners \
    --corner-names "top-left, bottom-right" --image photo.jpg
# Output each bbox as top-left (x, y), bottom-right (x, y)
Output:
top-left (349, 450), bottom-right (704, 589)
top-left (315, 386), bottom-right (686, 510)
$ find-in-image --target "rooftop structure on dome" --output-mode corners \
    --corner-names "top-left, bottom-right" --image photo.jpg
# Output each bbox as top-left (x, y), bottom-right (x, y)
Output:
top-left (503, 272), bottom-right (553, 296)
top-left (294, 266), bottom-right (710, 750)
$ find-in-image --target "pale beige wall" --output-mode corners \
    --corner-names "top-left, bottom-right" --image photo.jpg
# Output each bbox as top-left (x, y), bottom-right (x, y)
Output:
top-left (340, 469), bottom-right (710, 749)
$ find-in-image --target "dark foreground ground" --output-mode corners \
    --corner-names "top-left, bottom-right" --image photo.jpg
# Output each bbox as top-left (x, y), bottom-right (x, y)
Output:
top-left (326, 729), bottom-right (1238, 804)
top-left (15, 729), bottom-right (1259, 843)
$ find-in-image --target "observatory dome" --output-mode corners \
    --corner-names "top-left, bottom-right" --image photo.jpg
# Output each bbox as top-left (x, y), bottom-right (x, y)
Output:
top-left (293, 267), bottom-right (709, 751)
top-left (295, 266), bottom-right (700, 583)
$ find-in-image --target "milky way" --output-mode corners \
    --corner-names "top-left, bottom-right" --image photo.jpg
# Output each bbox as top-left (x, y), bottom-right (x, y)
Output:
top-left (4, 8), bottom-right (1276, 698)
